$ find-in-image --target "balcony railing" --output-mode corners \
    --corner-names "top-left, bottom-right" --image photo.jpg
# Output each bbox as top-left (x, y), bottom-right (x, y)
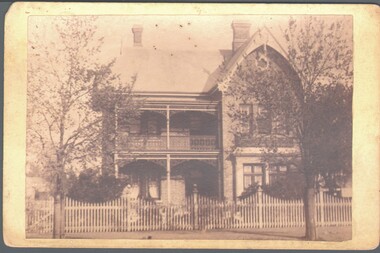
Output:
top-left (116, 133), bottom-right (218, 151)
top-left (236, 135), bottom-right (295, 148)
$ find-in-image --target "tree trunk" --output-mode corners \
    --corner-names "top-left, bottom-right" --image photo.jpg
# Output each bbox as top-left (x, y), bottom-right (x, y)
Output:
top-left (53, 174), bottom-right (64, 238)
top-left (53, 191), bottom-right (63, 238)
top-left (304, 174), bottom-right (317, 240)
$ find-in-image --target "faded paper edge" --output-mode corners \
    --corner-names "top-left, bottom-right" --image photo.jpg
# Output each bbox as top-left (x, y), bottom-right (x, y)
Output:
top-left (3, 2), bottom-right (380, 249)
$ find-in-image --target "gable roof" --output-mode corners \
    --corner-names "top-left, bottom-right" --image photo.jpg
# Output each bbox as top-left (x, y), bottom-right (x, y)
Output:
top-left (212, 26), bottom-right (290, 94)
top-left (112, 25), bottom-right (290, 95)
top-left (113, 48), bottom-right (226, 94)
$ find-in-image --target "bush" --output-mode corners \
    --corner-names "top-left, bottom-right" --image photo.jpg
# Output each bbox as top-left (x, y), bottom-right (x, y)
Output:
top-left (67, 169), bottom-right (128, 202)
top-left (238, 182), bottom-right (260, 200)
top-left (262, 173), bottom-right (305, 200)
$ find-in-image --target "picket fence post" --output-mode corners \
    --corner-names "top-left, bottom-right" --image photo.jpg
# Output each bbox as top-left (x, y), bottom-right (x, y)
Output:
top-left (319, 190), bottom-right (325, 227)
top-left (60, 195), bottom-right (65, 236)
top-left (126, 196), bottom-right (131, 232)
top-left (193, 184), bottom-right (199, 230)
top-left (257, 187), bottom-right (263, 229)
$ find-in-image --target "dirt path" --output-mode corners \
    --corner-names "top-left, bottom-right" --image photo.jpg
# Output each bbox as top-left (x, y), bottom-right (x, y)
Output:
top-left (64, 226), bottom-right (351, 241)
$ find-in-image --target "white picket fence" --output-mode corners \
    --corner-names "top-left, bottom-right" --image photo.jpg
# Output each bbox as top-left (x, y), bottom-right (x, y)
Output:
top-left (27, 190), bottom-right (352, 235)
top-left (64, 197), bottom-right (194, 233)
top-left (198, 191), bottom-right (351, 230)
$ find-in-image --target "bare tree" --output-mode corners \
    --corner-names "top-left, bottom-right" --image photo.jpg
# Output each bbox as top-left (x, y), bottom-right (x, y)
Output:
top-left (27, 16), bottom-right (139, 197)
top-left (226, 16), bottom-right (352, 240)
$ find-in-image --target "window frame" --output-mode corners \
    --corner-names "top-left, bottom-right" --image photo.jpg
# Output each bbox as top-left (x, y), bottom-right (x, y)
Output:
top-left (239, 104), bottom-right (253, 135)
top-left (256, 105), bottom-right (272, 135)
top-left (268, 164), bottom-right (288, 184)
top-left (243, 163), bottom-right (265, 188)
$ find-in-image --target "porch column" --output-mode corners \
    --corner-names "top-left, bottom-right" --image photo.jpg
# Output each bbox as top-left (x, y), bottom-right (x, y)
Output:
top-left (166, 154), bottom-right (171, 203)
top-left (264, 162), bottom-right (270, 185)
top-left (113, 154), bottom-right (119, 178)
top-left (166, 105), bottom-right (170, 149)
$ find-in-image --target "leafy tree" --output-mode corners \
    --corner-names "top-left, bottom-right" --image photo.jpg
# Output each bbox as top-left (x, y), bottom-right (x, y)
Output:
top-left (27, 16), bottom-right (139, 197)
top-left (226, 16), bottom-right (352, 240)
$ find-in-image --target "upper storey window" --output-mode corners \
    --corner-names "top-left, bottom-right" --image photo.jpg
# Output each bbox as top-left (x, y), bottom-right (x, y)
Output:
top-left (256, 106), bottom-right (272, 135)
top-left (239, 104), bottom-right (252, 134)
top-left (272, 115), bottom-right (291, 136)
top-left (238, 104), bottom-right (273, 135)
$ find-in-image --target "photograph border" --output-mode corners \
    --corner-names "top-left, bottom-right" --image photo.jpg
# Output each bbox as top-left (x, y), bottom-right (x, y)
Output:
top-left (3, 2), bottom-right (380, 249)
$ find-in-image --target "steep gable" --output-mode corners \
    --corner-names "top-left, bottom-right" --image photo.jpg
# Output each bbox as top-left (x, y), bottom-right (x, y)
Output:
top-left (214, 26), bottom-right (291, 94)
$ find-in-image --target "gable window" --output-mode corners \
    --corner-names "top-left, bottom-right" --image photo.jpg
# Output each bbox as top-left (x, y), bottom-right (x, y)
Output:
top-left (238, 104), bottom-right (274, 135)
top-left (239, 104), bottom-right (253, 134)
top-left (256, 106), bottom-right (272, 134)
top-left (243, 164), bottom-right (265, 187)
top-left (272, 115), bottom-right (291, 135)
top-left (269, 164), bottom-right (288, 184)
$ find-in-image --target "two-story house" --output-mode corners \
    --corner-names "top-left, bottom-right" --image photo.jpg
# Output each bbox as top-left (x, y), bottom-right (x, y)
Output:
top-left (96, 20), bottom-right (301, 203)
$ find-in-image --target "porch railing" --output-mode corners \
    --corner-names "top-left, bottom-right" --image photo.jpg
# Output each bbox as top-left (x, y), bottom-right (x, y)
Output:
top-left (116, 133), bottom-right (218, 151)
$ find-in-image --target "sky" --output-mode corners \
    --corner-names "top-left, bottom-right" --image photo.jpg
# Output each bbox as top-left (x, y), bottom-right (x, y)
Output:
top-left (29, 15), bottom-right (352, 60)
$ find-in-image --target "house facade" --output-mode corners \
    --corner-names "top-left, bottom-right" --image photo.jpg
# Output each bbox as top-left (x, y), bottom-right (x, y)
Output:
top-left (99, 21), bottom-right (302, 203)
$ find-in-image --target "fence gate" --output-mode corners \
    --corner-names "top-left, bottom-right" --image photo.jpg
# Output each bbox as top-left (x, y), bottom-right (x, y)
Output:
top-left (26, 197), bottom-right (54, 236)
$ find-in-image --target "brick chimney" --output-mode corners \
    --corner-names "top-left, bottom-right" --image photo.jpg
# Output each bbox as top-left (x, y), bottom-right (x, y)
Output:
top-left (132, 25), bottom-right (143, 47)
top-left (231, 20), bottom-right (251, 52)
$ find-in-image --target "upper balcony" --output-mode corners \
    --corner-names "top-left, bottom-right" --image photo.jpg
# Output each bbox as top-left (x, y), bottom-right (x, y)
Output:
top-left (115, 109), bottom-right (219, 152)
top-left (116, 133), bottom-right (217, 151)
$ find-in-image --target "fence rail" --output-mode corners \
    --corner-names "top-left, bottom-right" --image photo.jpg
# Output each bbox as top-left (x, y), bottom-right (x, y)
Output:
top-left (27, 190), bottom-right (351, 235)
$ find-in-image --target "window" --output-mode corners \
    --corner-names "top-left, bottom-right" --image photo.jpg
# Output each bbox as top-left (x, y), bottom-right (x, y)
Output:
top-left (243, 164), bottom-right (265, 188)
top-left (269, 164), bottom-right (288, 184)
top-left (272, 115), bottom-right (290, 135)
top-left (239, 104), bottom-right (252, 134)
top-left (240, 104), bottom-right (251, 116)
top-left (137, 174), bottom-right (161, 200)
top-left (256, 106), bottom-right (272, 134)
top-left (237, 104), bottom-right (273, 135)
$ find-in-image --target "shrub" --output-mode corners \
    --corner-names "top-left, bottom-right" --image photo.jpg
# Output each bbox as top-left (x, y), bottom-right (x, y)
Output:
top-left (238, 182), bottom-right (260, 200)
top-left (67, 169), bottom-right (128, 202)
top-left (263, 173), bottom-right (305, 200)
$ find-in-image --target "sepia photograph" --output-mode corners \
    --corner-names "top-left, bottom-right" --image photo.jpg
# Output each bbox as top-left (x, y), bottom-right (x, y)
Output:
top-left (25, 14), bottom-right (353, 241)
top-left (3, 2), bottom-right (379, 250)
